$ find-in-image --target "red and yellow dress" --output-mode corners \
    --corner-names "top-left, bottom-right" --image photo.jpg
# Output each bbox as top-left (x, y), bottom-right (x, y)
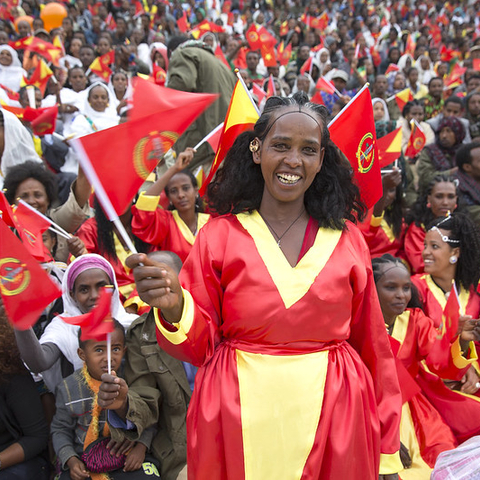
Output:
top-left (360, 212), bottom-right (407, 261)
top-left (411, 274), bottom-right (480, 443)
top-left (153, 212), bottom-right (402, 480)
top-left (389, 308), bottom-right (473, 480)
top-left (404, 223), bottom-right (426, 274)
top-left (131, 192), bottom-right (210, 263)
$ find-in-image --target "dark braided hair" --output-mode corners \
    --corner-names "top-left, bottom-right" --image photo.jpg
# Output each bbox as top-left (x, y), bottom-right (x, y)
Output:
top-left (407, 174), bottom-right (460, 227)
top-left (372, 254), bottom-right (422, 309)
top-left (207, 92), bottom-right (366, 229)
top-left (426, 213), bottom-right (480, 292)
top-left (93, 197), bottom-right (151, 262)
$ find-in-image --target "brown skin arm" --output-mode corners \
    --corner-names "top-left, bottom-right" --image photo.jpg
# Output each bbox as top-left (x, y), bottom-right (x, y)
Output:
top-left (0, 442), bottom-right (25, 470)
top-left (98, 370), bottom-right (129, 417)
top-left (66, 456), bottom-right (90, 480)
top-left (72, 166), bottom-right (91, 209)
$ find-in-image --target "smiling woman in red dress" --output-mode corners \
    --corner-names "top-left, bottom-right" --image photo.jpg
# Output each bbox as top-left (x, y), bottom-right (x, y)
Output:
top-left (101, 93), bottom-right (403, 480)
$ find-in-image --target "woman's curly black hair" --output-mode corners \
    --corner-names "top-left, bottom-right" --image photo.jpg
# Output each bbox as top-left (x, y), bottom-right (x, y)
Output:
top-left (4, 161), bottom-right (58, 207)
top-left (372, 254), bottom-right (422, 309)
top-left (207, 92), bottom-right (367, 229)
top-left (426, 213), bottom-right (480, 292)
top-left (94, 197), bottom-right (151, 262)
top-left (407, 174), bottom-right (460, 227)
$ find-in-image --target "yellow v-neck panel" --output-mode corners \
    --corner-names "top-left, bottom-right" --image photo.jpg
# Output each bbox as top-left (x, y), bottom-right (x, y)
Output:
top-left (380, 219), bottom-right (396, 243)
top-left (172, 211), bottom-right (209, 245)
top-left (424, 275), bottom-right (469, 315)
top-left (237, 211), bottom-right (342, 309)
top-left (392, 310), bottom-right (410, 347)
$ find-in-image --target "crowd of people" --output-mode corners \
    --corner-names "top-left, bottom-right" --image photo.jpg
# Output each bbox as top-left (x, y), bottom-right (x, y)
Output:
top-left (1, 0), bottom-right (480, 479)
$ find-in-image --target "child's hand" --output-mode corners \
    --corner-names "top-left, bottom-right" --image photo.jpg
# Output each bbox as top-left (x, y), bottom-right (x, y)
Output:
top-left (123, 443), bottom-right (147, 471)
top-left (67, 456), bottom-right (90, 479)
top-left (98, 370), bottom-right (129, 412)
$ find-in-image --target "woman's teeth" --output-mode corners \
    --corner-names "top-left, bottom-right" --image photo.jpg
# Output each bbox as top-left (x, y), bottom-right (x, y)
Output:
top-left (277, 173), bottom-right (300, 184)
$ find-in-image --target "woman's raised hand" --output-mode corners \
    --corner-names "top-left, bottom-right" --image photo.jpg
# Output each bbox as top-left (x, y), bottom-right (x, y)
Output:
top-left (174, 147), bottom-right (195, 172)
top-left (125, 253), bottom-right (184, 323)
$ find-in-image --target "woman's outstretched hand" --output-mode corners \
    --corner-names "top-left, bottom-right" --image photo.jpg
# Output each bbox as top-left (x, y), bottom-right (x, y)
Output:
top-left (126, 253), bottom-right (184, 323)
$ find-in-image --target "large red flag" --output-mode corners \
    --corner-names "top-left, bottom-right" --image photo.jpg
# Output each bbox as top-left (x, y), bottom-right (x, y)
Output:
top-left (62, 287), bottom-right (114, 341)
top-left (199, 80), bottom-right (259, 195)
top-left (328, 85), bottom-right (382, 208)
top-left (72, 80), bottom-right (218, 218)
top-left (0, 220), bottom-right (61, 329)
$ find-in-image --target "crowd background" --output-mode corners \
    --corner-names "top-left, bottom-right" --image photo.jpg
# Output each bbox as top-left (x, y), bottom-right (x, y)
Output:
top-left (2, 0), bottom-right (480, 479)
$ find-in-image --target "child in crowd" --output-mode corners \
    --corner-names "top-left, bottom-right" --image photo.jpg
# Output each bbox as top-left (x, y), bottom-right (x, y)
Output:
top-left (51, 320), bottom-right (159, 480)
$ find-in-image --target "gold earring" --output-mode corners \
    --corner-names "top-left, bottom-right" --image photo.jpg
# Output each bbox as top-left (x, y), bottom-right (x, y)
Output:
top-left (249, 139), bottom-right (259, 153)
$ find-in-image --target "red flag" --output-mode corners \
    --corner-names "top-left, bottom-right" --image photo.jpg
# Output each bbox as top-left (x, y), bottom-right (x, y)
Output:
top-left (385, 63), bottom-right (400, 76)
top-left (404, 119), bottom-right (426, 158)
top-left (62, 287), bottom-right (114, 341)
top-left (0, 191), bottom-right (15, 227)
top-left (404, 33), bottom-right (416, 56)
top-left (315, 76), bottom-right (336, 95)
top-left (177, 10), bottom-right (190, 33)
top-left (0, 220), bottom-right (61, 330)
top-left (25, 37), bottom-right (62, 65)
top-left (438, 284), bottom-right (461, 342)
top-left (234, 47), bottom-right (248, 69)
top-left (260, 43), bottom-right (277, 67)
top-left (444, 63), bottom-right (467, 87)
top-left (328, 86), bottom-right (382, 209)
top-left (73, 79), bottom-right (218, 218)
top-left (13, 201), bottom-right (53, 262)
top-left (266, 75), bottom-right (276, 98)
top-left (88, 53), bottom-right (113, 82)
top-left (21, 58), bottom-right (53, 95)
top-left (310, 90), bottom-right (325, 105)
top-left (9, 36), bottom-right (33, 50)
top-left (277, 41), bottom-right (292, 66)
top-left (252, 83), bottom-right (266, 105)
top-left (206, 126), bottom-right (222, 153)
top-left (215, 44), bottom-right (230, 68)
top-left (199, 80), bottom-right (259, 196)
top-left (279, 20), bottom-right (289, 37)
top-left (246, 23), bottom-right (262, 50)
top-left (0, 83), bottom-right (20, 101)
top-left (30, 106), bottom-right (58, 136)
top-left (300, 56), bottom-right (313, 75)
top-left (377, 127), bottom-right (402, 168)
top-left (474, 59), bottom-right (480, 72)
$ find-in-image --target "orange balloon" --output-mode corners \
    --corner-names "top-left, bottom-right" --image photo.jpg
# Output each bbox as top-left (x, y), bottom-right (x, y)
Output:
top-left (14, 16), bottom-right (34, 33)
top-left (40, 2), bottom-right (68, 32)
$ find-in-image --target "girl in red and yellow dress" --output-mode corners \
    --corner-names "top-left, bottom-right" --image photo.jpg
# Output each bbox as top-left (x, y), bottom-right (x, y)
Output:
top-left (404, 174), bottom-right (459, 274)
top-left (109, 94), bottom-right (404, 480)
top-left (131, 148), bottom-right (210, 264)
top-left (360, 168), bottom-right (407, 261)
top-left (373, 254), bottom-right (478, 479)
top-left (412, 213), bottom-right (480, 444)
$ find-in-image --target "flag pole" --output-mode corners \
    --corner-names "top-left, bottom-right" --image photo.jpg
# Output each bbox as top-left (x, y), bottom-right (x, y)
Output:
top-left (71, 139), bottom-right (138, 254)
top-left (234, 69), bottom-right (261, 116)
top-left (193, 122), bottom-right (224, 150)
top-left (327, 83), bottom-right (370, 128)
top-left (107, 332), bottom-right (112, 373)
top-left (18, 199), bottom-right (71, 238)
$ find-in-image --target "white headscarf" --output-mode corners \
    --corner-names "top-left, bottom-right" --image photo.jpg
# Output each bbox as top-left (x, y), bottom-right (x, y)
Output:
top-left (67, 82), bottom-right (119, 137)
top-left (415, 54), bottom-right (435, 85)
top-left (372, 97), bottom-right (390, 122)
top-left (0, 45), bottom-right (26, 92)
top-left (315, 48), bottom-right (331, 75)
top-left (40, 254), bottom-right (137, 373)
top-left (107, 71), bottom-right (132, 111)
top-left (0, 108), bottom-right (43, 189)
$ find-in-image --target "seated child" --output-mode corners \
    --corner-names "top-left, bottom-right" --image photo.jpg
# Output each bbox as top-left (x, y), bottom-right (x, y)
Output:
top-left (51, 320), bottom-right (159, 480)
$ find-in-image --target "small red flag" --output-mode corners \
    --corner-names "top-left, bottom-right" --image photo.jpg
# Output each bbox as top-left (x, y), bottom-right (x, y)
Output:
top-left (279, 20), bottom-right (289, 37)
top-left (394, 88), bottom-right (414, 111)
top-left (62, 287), bottom-right (114, 341)
top-left (88, 52), bottom-right (114, 82)
top-left (177, 10), bottom-right (190, 33)
top-left (377, 127), bottom-right (402, 168)
top-left (385, 63), bottom-right (400, 76)
top-left (300, 56), bottom-right (313, 75)
top-left (26, 106), bottom-right (58, 136)
top-left (252, 83), bottom-right (266, 105)
top-left (310, 90), bottom-right (324, 105)
top-left (0, 83), bottom-right (20, 101)
top-left (329, 86), bottom-right (382, 209)
top-left (152, 64), bottom-right (167, 86)
top-left (260, 43), bottom-right (277, 67)
top-left (316, 76), bottom-right (336, 95)
top-left (404, 119), bottom-right (426, 158)
top-left (277, 41), bottom-right (292, 67)
top-left (266, 75), bottom-right (276, 98)
top-left (215, 44), bottom-right (230, 68)
top-left (0, 191), bottom-right (15, 228)
top-left (0, 220), bottom-right (61, 330)
top-left (13, 201), bottom-right (53, 262)
top-left (206, 126), bottom-right (222, 153)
